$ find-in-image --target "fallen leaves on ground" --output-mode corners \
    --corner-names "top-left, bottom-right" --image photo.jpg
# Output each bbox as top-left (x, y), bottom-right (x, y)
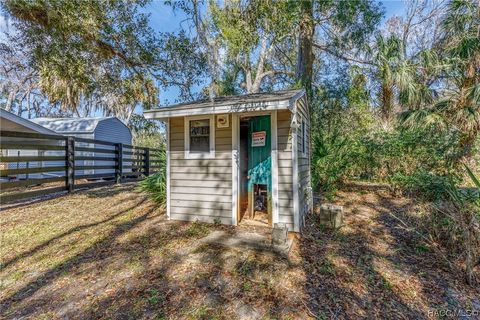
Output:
top-left (1, 183), bottom-right (478, 319)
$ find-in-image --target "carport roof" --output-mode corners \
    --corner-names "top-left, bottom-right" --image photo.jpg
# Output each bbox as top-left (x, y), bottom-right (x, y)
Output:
top-left (0, 109), bottom-right (58, 135)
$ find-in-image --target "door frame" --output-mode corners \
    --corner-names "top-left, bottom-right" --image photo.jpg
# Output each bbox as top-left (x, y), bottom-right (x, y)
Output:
top-left (231, 111), bottom-right (278, 226)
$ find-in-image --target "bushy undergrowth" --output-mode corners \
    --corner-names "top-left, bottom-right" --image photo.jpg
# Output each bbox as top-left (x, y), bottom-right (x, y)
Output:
top-left (139, 149), bottom-right (166, 206)
top-left (434, 166), bottom-right (480, 285)
top-left (311, 95), bottom-right (479, 283)
top-left (312, 124), bottom-right (466, 199)
top-left (389, 170), bottom-right (454, 201)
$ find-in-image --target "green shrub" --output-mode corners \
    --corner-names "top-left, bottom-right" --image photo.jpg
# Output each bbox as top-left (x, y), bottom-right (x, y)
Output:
top-left (389, 170), bottom-right (455, 201)
top-left (312, 123), bottom-right (462, 197)
top-left (434, 166), bottom-right (480, 285)
top-left (362, 129), bottom-right (459, 178)
top-left (312, 133), bottom-right (369, 195)
top-left (139, 149), bottom-right (166, 206)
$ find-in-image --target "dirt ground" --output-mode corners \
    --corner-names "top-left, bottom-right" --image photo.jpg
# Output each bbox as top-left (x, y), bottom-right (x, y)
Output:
top-left (1, 183), bottom-right (479, 319)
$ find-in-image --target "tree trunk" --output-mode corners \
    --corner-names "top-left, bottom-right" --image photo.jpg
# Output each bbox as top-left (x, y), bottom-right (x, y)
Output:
top-left (295, 0), bottom-right (314, 99)
top-left (6, 90), bottom-right (15, 112)
top-left (245, 69), bottom-right (253, 93)
top-left (381, 84), bottom-right (393, 121)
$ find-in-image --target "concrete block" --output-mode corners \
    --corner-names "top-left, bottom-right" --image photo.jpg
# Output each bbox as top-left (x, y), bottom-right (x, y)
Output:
top-left (319, 204), bottom-right (344, 229)
top-left (272, 223), bottom-right (288, 245)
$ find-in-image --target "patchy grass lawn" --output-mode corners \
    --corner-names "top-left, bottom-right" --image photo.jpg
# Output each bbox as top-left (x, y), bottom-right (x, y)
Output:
top-left (1, 183), bottom-right (479, 319)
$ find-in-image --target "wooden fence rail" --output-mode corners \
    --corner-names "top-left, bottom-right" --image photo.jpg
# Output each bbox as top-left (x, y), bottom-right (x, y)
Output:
top-left (0, 130), bottom-right (163, 204)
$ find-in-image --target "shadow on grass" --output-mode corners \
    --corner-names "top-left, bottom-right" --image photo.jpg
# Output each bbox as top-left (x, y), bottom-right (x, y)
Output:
top-left (1, 208), bottom-right (302, 319)
top-left (0, 198), bottom-right (147, 271)
top-left (82, 182), bottom-right (142, 199)
top-left (0, 205), bottom-right (159, 315)
top-left (301, 187), bottom-right (479, 319)
top-left (300, 213), bottom-right (422, 318)
top-left (87, 230), bottom-right (298, 319)
top-left (0, 182), bottom-right (142, 211)
top-left (8, 183), bottom-right (464, 318)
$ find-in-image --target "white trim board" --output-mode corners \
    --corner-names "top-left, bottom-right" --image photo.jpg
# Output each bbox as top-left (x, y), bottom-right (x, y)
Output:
top-left (288, 90), bottom-right (307, 110)
top-left (300, 117), bottom-right (307, 158)
top-left (166, 118), bottom-right (171, 220)
top-left (145, 100), bottom-right (292, 119)
top-left (144, 90), bottom-right (306, 120)
top-left (271, 110), bottom-right (279, 225)
top-left (231, 114), bottom-right (239, 225)
top-left (292, 113), bottom-right (300, 232)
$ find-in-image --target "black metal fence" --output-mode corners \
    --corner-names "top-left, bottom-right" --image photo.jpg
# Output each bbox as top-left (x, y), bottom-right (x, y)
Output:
top-left (0, 130), bottom-right (163, 204)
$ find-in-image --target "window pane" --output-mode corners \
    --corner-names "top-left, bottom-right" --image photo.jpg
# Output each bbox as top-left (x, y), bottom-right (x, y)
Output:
top-left (302, 121), bottom-right (306, 154)
top-left (190, 119), bottom-right (210, 153)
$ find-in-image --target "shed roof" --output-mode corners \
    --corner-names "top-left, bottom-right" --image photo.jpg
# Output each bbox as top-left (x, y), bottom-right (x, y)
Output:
top-left (144, 89), bottom-right (305, 119)
top-left (31, 117), bottom-right (121, 134)
top-left (0, 109), bottom-right (59, 135)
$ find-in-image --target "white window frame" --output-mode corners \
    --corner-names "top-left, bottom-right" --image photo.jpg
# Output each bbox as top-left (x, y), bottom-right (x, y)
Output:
top-left (300, 116), bottom-right (307, 157)
top-left (184, 114), bottom-right (215, 159)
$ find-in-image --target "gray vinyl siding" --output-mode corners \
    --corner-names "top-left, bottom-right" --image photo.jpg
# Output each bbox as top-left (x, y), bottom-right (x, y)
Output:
top-left (93, 118), bottom-right (132, 145)
top-left (295, 98), bottom-right (312, 229)
top-left (169, 116), bottom-right (233, 225)
top-left (277, 110), bottom-right (295, 231)
top-left (93, 118), bottom-right (132, 175)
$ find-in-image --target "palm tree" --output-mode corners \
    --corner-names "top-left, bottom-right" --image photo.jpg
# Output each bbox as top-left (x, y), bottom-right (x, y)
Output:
top-left (401, 0), bottom-right (480, 160)
top-left (373, 35), bottom-right (422, 123)
top-left (438, 0), bottom-right (480, 157)
top-left (373, 35), bottom-right (402, 121)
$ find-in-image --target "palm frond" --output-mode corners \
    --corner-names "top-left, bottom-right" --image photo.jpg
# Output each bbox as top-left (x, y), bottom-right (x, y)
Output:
top-left (399, 108), bottom-right (446, 130)
top-left (466, 83), bottom-right (480, 106)
top-left (464, 164), bottom-right (480, 190)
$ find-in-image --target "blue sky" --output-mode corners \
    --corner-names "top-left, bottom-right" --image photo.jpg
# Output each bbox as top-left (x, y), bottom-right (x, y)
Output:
top-left (381, 0), bottom-right (407, 17)
top-left (143, 1), bottom-right (190, 34)
top-left (143, 0), bottom-right (407, 108)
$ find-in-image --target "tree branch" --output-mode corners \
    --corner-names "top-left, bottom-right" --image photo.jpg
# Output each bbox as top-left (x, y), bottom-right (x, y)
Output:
top-left (313, 43), bottom-right (374, 65)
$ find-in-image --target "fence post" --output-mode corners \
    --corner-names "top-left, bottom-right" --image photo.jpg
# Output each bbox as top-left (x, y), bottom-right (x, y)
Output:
top-left (66, 136), bottom-right (75, 192)
top-left (116, 143), bottom-right (123, 183)
top-left (144, 148), bottom-right (150, 177)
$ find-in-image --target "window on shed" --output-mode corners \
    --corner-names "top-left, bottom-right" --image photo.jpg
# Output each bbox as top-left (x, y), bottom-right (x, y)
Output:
top-left (301, 119), bottom-right (306, 155)
top-left (189, 119), bottom-right (210, 152)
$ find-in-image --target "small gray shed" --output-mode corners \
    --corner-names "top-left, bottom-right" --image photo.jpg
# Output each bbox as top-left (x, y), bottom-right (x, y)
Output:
top-left (144, 89), bottom-right (312, 232)
top-left (32, 117), bottom-right (132, 176)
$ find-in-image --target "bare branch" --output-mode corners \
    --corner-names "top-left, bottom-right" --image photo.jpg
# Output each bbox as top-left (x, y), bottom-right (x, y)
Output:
top-left (313, 43), bottom-right (374, 65)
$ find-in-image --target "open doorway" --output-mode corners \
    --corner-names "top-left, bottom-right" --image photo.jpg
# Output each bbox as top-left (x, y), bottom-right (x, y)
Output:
top-left (238, 115), bottom-right (272, 227)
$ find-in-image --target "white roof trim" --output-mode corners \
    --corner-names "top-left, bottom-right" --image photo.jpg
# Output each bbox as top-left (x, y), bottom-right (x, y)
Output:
top-left (0, 109), bottom-right (59, 135)
top-left (144, 89), bottom-right (306, 120)
top-left (289, 89), bottom-right (307, 107)
top-left (145, 99), bottom-right (290, 119)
